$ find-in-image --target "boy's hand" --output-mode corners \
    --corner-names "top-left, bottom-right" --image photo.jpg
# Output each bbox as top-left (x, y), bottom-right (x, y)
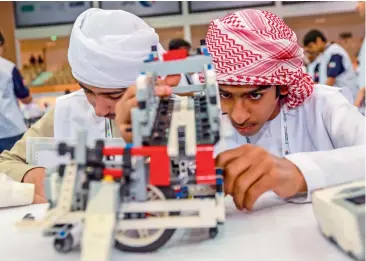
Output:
top-left (22, 168), bottom-right (48, 204)
top-left (115, 75), bottom-right (181, 143)
top-left (216, 144), bottom-right (307, 211)
top-left (354, 87), bottom-right (365, 108)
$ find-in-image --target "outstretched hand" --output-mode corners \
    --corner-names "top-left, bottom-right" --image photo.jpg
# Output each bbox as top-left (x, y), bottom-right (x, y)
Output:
top-left (115, 75), bottom-right (181, 143)
top-left (216, 144), bottom-right (307, 211)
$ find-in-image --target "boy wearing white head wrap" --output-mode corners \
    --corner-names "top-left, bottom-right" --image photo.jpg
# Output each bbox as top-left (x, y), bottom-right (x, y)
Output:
top-left (68, 8), bottom-right (163, 89)
top-left (0, 8), bottom-right (165, 204)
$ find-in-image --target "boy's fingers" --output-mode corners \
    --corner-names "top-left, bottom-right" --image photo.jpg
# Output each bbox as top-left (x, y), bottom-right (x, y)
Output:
top-left (164, 74), bottom-right (182, 87)
top-left (155, 85), bottom-right (173, 96)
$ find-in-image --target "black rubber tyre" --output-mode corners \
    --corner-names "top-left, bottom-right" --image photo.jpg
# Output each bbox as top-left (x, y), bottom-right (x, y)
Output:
top-left (209, 227), bottom-right (218, 239)
top-left (115, 186), bottom-right (178, 252)
top-left (54, 234), bottom-right (73, 253)
top-left (347, 251), bottom-right (355, 259)
top-left (23, 213), bottom-right (35, 220)
top-left (328, 235), bottom-right (338, 246)
top-left (115, 228), bottom-right (176, 253)
top-left (58, 143), bottom-right (68, 156)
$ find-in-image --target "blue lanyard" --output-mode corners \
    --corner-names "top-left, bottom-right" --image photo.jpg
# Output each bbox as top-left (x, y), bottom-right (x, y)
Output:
top-left (245, 109), bottom-right (291, 157)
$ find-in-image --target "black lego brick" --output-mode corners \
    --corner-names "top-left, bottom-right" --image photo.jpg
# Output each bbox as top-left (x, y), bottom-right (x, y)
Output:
top-left (149, 98), bottom-right (175, 146)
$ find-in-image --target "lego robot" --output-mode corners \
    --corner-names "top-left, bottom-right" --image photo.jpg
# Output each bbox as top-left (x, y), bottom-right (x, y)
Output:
top-left (17, 40), bottom-right (227, 261)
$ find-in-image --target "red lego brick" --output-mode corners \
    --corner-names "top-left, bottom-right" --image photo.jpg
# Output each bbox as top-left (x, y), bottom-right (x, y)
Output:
top-left (162, 49), bottom-right (188, 61)
top-left (103, 168), bottom-right (123, 179)
top-left (195, 145), bottom-right (216, 185)
top-left (102, 146), bottom-right (170, 186)
top-left (103, 147), bottom-right (124, 156)
top-left (134, 146), bottom-right (170, 186)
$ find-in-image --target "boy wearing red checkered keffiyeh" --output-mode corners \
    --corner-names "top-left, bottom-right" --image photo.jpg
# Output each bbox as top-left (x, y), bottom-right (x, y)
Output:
top-left (116, 9), bottom-right (365, 212)
top-left (205, 10), bottom-right (365, 211)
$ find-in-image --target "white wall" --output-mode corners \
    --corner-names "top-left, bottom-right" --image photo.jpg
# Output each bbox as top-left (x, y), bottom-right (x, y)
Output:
top-left (15, 1), bottom-right (358, 40)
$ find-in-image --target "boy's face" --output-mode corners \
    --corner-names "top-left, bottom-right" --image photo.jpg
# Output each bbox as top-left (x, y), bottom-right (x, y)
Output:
top-left (305, 51), bottom-right (317, 64)
top-left (219, 85), bottom-right (288, 136)
top-left (304, 37), bottom-right (324, 56)
top-left (78, 82), bottom-right (126, 119)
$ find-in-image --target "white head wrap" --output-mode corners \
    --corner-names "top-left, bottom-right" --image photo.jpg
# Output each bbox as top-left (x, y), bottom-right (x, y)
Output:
top-left (68, 8), bottom-right (163, 88)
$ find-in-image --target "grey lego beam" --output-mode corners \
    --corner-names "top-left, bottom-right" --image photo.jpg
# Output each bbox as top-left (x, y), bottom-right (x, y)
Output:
top-left (143, 105), bottom-right (157, 137)
top-left (187, 96), bottom-right (195, 110)
top-left (131, 108), bottom-right (142, 146)
top-left (75, 130), bottom-right (87, 165)
top-left (130, 157), bottom-right (147, 201)
top-left (141, 56), bottom-right (212, 75)
top-left (172, 84), bottom-right (205, 94)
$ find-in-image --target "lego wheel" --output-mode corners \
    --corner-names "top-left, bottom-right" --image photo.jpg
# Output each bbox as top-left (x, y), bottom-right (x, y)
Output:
top-left (58, 143), bottom-right (68, 156)
top-left (209, 227), bottom-right (218, 238)
top-left (54, 234), bottom-right (73, 253)
top-left (114, 185), bottom-right (176, 252)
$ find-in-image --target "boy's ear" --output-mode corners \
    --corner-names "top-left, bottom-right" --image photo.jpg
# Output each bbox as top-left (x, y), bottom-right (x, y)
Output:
top-left (280, 85), bottom-right (289, 96)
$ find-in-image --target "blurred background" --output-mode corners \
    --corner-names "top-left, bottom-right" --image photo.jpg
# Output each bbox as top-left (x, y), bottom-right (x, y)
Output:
top-left (0, 1), bottom-right (364, 125)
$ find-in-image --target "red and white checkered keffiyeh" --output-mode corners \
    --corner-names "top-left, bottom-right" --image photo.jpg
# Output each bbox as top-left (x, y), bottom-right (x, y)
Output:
top-left (205, 9), bottom-right (314, 108)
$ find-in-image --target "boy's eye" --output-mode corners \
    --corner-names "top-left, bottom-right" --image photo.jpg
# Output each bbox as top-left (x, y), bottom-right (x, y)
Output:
top-left (248, 93), bottom-right (263, 100)
top-left (219, 92), bottom-right (232, 99)
top-left (109, 94), bottom-right (123, 100)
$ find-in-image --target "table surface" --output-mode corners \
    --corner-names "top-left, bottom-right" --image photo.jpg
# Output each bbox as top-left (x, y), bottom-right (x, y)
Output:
top-left (0, 192), bottom-right (352, 261)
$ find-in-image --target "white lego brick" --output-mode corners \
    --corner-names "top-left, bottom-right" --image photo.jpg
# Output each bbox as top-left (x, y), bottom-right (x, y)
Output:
top-left (172, 84), bottom-right (205, 94)
top-left (187, 184), bottom-right (216, 197)
top-left (19, 163), bottom-right (81, 231)
top-left (81, 181), bottom-right (118, 261)
top-left (120, 198), bottom-right (215, 213)
top-left (168, 97), bottom-right (196, 157)
top-left (184, 109), bottom-right (196, 156)
top-left (16, 210), bottom-right (84, 231)
top-left (26, 136), bottom-right (124, 172)
top-left (49, 171), bottom-right (60, 205)
top-left (57, 162), bottom-right (78, 212)
top-left (136, 74), bottom-right (152, 99)
top-left (168, 100), bottom-right (181, 157)
top-left (16, 219), bottom-right (46, 230)
top-left (215, 193), bottom-right (226, 223)
top-left (205, 69), bottom-right (217, 88)
top-left (81, 213), bottom-right (116, 261)
top-left (116, 198), bottom-right (220, 230)
top-left (53, 212), bottom-right (85, 224)
top-left (116, 215), bottom-right (217, 230)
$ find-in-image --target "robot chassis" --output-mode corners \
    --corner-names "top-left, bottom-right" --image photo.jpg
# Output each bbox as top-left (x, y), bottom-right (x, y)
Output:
top-left (17, 40), bottom-right (226, 261)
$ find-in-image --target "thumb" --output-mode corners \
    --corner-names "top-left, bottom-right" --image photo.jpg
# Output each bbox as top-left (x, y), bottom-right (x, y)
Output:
top-left (33, 194), bottom-right (48, 204)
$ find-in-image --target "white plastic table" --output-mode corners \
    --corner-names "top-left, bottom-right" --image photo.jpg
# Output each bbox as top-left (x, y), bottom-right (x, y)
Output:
top-left (0, 192), bottom-right (352, 261)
